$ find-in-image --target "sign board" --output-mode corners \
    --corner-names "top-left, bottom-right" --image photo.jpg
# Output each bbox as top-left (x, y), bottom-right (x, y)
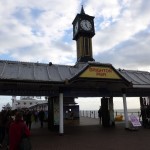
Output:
top-left (80, 66), bottom-right (121, 79)
top-left (129, 114), bottom-right (141, 127)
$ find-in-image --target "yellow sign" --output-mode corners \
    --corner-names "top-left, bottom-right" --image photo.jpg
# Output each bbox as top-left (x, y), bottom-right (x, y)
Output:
top-left (80, 66), bottom-right (121, 79)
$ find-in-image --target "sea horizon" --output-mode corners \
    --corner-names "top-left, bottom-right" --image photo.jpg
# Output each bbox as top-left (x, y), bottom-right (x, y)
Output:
top-left (80, 108), bottom-right (141, 119)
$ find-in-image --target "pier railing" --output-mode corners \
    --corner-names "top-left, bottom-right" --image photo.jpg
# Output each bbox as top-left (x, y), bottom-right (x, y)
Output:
top-left (80, 110), bottom-right (141, 120)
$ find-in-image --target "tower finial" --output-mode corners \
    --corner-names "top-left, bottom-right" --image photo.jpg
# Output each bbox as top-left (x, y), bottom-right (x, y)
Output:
top-left (80, 5), bottom-right (85, 14)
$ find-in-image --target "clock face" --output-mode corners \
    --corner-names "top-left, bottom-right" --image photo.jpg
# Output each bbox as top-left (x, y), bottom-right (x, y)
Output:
top-left (75, 22), bottom-right (78, 33)
top-left (80, 20), bottom-right (92, 31)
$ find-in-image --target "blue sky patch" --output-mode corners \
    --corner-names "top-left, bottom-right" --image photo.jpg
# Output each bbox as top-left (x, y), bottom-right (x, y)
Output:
top-left (30, 8), bottom-right (44, 19)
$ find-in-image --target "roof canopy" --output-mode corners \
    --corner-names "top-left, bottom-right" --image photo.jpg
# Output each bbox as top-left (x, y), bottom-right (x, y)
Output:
top-left (0, 60), bottom-right (150, 97)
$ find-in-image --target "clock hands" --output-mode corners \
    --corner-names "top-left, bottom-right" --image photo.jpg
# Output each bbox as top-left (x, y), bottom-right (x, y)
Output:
top-left (85, 20), bottom-right (91, 30)
top-left (80, 20), bottom-right (92, 31)
top-left (85, 21), bottom-right (90, 29)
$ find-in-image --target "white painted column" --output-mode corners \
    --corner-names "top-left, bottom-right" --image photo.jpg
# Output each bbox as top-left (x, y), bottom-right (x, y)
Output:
top-left (123, 93), bottom-right (129, 129)
top-left (59, 93), bottom-right (64, 134)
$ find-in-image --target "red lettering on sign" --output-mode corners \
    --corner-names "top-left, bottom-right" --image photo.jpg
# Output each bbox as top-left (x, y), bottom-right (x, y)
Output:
top-left (96, 73), bottom-right (106, 76)
top-left (89, 67), bottom-right (112, 73)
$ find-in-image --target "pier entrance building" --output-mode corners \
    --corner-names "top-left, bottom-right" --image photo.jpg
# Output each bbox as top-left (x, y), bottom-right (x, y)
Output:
top-left (0, 6), bottom-right (150, 133)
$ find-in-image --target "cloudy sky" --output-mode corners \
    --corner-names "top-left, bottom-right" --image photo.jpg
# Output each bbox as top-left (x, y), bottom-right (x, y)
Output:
top-left (0, 0), bottom-right (149, 110)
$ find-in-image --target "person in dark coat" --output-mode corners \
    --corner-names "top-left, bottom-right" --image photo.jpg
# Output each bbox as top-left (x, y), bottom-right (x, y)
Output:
top-left (25, 110), bottom-right (32, 130)
top-left (98, 106), bottom-right (102, 125)
top-left (0, 110), bottom-right (7, 148)
top-left (38, 110), bottom-right (45, 128)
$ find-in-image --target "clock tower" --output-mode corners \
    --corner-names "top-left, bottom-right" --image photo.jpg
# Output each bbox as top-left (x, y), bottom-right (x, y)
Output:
top-left (72, 6), bottom-right (95, 62)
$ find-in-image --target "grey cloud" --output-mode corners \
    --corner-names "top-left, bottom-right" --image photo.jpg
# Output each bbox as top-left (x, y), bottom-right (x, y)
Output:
top-left (94, 27), bottom-right (150, 70)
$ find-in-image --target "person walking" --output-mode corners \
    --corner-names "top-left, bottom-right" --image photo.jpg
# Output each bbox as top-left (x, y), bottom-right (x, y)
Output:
top-left (0, 110), bottom-right (7, 148)
top-left (33, 110), bottom-right (38, 123)
top-left (5, 111), bottom-right (14, 150)
top-left (38, 109), bottom-right (45, 128)
top-left (25, 110), bottom-right (32, 130)
top-left (9, 112), bottom-right (30, 150)
top-left (98, 106), bottom-right (102, 125)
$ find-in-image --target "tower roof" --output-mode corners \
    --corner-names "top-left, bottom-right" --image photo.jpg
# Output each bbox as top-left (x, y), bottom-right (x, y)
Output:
top-left (80, 5), bottom-right (85, 14)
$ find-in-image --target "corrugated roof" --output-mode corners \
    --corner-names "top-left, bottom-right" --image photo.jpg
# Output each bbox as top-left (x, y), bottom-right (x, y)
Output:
top-left (1, 60), bottom-right (150, 89)
top-left (118, 69), bottom-right (150, 88)
top-left (0, 60), bottom-right (88, 82)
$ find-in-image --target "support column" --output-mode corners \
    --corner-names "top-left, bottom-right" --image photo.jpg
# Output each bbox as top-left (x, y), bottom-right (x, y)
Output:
top-left (101, 97), bottom-right (109, 127)
top-left (122, 92), bottom-right (129, 129)
top-left (109, 97), bottom-right (115, 126)
top-left (59, 93), bottom-right (64, 134)
top-left (140, 97), bottom-right (147, 128)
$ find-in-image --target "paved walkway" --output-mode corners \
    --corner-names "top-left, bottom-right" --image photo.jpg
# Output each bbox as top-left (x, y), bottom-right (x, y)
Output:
top-left (30, 117), bottom-right (150, 150)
